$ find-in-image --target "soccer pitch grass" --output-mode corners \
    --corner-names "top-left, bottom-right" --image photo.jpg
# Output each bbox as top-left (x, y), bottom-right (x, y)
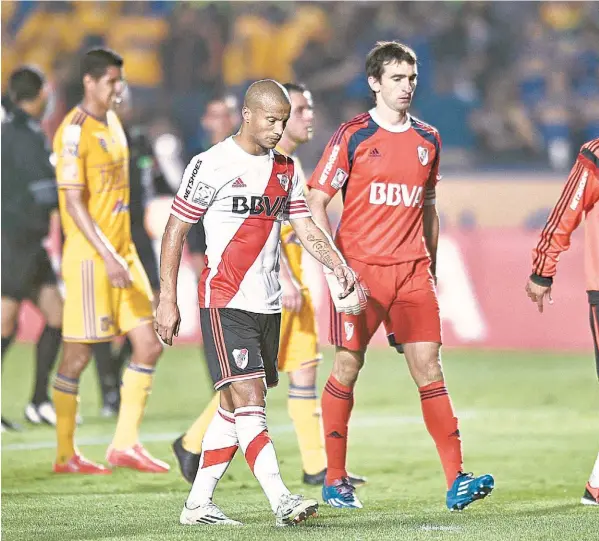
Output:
top-left (2, 343), bottom-right (597, 540)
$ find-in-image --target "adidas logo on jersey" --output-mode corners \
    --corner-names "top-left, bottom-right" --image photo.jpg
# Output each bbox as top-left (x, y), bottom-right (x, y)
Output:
top-left (369, 148), bottom-right (382, 157)
top-left (232, 177), bottom-right (246, 188)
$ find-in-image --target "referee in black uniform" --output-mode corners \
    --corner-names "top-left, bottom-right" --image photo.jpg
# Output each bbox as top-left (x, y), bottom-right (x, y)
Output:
top-left (1, 67), bottom-right (63, 430)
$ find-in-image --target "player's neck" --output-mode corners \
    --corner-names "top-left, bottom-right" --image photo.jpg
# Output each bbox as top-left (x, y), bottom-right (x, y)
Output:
top-left (276, 134), bottom-right (298, 156)
top-left (81, 98), bottom-right (108, 123)
top-left (374, 102), bottom-right (409, 126)
top-left (232, 133), bottom-right (269, 156)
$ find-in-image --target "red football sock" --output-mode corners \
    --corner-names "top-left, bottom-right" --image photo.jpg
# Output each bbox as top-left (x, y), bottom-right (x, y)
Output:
top-left (419, 380), bottom-right (463, 488)
top-left (322, 375), bottom-right (354, 484)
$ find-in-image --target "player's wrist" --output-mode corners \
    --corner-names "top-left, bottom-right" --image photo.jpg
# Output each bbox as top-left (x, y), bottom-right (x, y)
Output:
top-left (530, 273), bottom-right (553, 287)
top-left (158, 292), bottom-right (177, 304)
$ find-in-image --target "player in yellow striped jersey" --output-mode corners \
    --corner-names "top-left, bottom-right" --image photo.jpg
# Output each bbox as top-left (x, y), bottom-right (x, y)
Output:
top-left (52, 48), bottom-right (167, 474)
top-left (173, 83), bottom-right (365, 486)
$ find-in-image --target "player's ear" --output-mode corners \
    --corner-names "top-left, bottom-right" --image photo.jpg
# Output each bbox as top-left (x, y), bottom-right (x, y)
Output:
top-left (367, 76), bottom-right (381, 95)
top-left (241, 106), bottom-right (251, 124)
top-left (82, 74), bottom-right (94, 92)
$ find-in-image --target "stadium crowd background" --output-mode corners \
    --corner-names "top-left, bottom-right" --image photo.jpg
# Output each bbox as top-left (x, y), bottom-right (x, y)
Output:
top-left (3, 1), bottom-right (599, 172)
top-left (1, 0), bottom-right (595, 351)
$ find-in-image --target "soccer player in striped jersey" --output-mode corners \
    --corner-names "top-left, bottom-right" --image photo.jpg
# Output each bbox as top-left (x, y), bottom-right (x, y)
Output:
top-left (527, 137), bottom-right (599, 505)
top-left (306, 41), bottom-right (494, 510)
top-left (171, 83), bottom-right (366, 487)
top-left (155, 79), bottom-right (362, 526)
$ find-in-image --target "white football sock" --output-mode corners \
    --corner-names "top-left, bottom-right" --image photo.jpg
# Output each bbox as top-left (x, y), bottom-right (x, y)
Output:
top-left (589, 451), bottom-right (599, 488)
top-left (235, 406), bottom-right (290, 512)
top-left (186, 407), bottom-right (238, 507)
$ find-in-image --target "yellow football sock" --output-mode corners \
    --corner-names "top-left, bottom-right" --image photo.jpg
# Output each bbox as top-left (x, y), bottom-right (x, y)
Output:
top-left (183, 393), bottom-right (220, 454)
top-left (288, 385), bottom-right (326, 475)
top-left (111, 364), bottom-right (154, 450)
top-left (53, 375), bottom-right (79, 464)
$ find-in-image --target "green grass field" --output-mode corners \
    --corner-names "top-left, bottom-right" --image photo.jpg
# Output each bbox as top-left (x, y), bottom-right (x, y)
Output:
top-left (2, 343), bottom-right (598, 540)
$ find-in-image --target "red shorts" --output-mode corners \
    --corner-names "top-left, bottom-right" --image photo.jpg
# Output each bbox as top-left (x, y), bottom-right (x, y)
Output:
top-left (329, 257), bottom-right (441, 351)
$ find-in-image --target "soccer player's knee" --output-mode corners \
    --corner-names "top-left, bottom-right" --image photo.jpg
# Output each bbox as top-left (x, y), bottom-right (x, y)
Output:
top-left (289, 365), bottom-right (317, 387)
top-left (1, 298), bottom-right (19, 337)
top-left (45, 307), bottom-right (63, 329)
top-left (408, 349), bottom-right (443, 385)
top-left (143, 335), bottom-right (163, 364)
top-left (37, 286), bottom-right (63, 328)
top-left (61, 344), bottom-right (91, 376)
top-left (333, 352), bottom-right (363, 386)
top-left (229, 379), bottom-right (266, 408)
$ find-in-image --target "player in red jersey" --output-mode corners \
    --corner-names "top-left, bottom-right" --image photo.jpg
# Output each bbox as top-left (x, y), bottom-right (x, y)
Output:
top-left (526, 138), bottom-right (599, 506)
top-left (306, 41), bottom-right (494, 510)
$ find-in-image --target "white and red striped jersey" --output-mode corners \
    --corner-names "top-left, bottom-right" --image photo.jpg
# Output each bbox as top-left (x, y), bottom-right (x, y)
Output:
top-left (171, 137), bottom-right (311, 313)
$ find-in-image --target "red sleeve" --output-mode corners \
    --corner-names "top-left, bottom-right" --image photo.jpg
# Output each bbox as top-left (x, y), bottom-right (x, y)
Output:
top-left (531, 144), bottom-right (599, 281)
top-left (307, 126), bottom-right (351, 197)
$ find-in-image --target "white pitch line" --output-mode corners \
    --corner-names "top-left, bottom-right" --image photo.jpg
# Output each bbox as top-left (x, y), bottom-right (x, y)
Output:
top-left (1, 411), bottom-right (476, 452)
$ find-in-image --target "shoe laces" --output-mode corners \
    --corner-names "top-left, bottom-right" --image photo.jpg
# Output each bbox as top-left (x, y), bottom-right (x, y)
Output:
top-left (334, 478), bottom-right (357, 501)
top-left (278, 493), bottom-right (303, 513)
top-left (205, 501), bottom-right (227, 518)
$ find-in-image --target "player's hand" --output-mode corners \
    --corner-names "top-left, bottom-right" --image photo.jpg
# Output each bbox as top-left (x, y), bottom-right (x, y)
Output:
top-left (333, 264), bottom-right (356, 298)
top-left (154, 299), bottom-right (181, 346)
top-left (525, 279), bottom-right (553, 313)
top-left (325, 264), bottom-right (369, 315)
top-left (281, 278), bottom-right (303, 313)
top-left (104, 253), bottom-right (132, 289)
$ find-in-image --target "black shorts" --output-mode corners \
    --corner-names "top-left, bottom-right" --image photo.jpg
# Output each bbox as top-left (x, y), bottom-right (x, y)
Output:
top-left (187, 222), bottom-right (206, 255)
top-left (200, 307), bottom-right (281, 390)
top-left (131, 224), bottom-right (159, 291)
top-left (590, 303), bottom-right (599, 380)
top-left (1, 234), bottom-right (57, 301)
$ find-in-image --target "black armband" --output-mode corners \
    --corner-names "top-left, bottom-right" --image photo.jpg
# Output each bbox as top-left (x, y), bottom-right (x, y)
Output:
top-left (530, 273), bottom-right (553, 287)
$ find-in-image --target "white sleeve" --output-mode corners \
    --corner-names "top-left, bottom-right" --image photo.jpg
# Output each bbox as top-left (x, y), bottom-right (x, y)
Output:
top-left (284, 165), bottom-right (311, 220)
top-left (170, 155), bottom-right (217, 223)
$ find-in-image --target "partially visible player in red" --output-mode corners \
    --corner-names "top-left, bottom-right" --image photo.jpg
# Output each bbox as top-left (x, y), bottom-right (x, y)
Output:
top-left (306, 41), bottom-right (494, 511)
top-left (526, 138), bottom-right (599, 506)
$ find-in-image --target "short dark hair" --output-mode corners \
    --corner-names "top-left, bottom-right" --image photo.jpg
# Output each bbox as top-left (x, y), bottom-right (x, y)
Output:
top-left (81, 47), bottom-right (123, 80)
top-left (8, 66), bottom-right (45, 103)
top-left (365, 41), bottom-right (417, 99)
top-left (283, 82), bottom-right (308, 95)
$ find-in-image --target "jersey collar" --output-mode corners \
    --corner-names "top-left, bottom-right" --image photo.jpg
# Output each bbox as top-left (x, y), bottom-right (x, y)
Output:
top-left (369, 108), bottom-right (411, 133)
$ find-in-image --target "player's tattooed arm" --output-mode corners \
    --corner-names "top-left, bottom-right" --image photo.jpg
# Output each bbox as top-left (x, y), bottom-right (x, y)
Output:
top-left (290, 217), bottom-right (343, 271)
top-left (155, 216), bottom-right (192, 345)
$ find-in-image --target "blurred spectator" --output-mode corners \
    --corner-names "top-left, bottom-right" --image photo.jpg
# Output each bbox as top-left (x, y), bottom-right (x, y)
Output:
top-left (470, 77), bottom-right (542, 165)
top-left (3, 0), bottom-right (599, 172)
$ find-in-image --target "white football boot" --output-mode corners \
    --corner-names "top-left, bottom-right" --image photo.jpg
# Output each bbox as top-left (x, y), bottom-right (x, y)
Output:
top-left (180, 500), bottom-right (243, 526)
top-left (275, 494), bottom-right (319, 527)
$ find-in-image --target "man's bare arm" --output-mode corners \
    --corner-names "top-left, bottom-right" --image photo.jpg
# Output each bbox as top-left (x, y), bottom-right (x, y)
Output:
top-left (64, 189), bottom-right (119, 260)
top-left (305, 188), bottom-right (334, 238)
top-left (289, 216), bottom-right (344, 271)
top-left (64, 188), bottom-right (131, 287)
top-left (423, 203), bottom-right (439, 278)
top-left (159, 215), bottom-right (192, 302)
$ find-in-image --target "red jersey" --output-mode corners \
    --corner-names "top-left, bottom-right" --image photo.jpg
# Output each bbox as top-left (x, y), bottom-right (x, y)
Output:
top-left (532, 138), bottom-right (599, 299)
top-left (307, 110), bottom-right (441, 265)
